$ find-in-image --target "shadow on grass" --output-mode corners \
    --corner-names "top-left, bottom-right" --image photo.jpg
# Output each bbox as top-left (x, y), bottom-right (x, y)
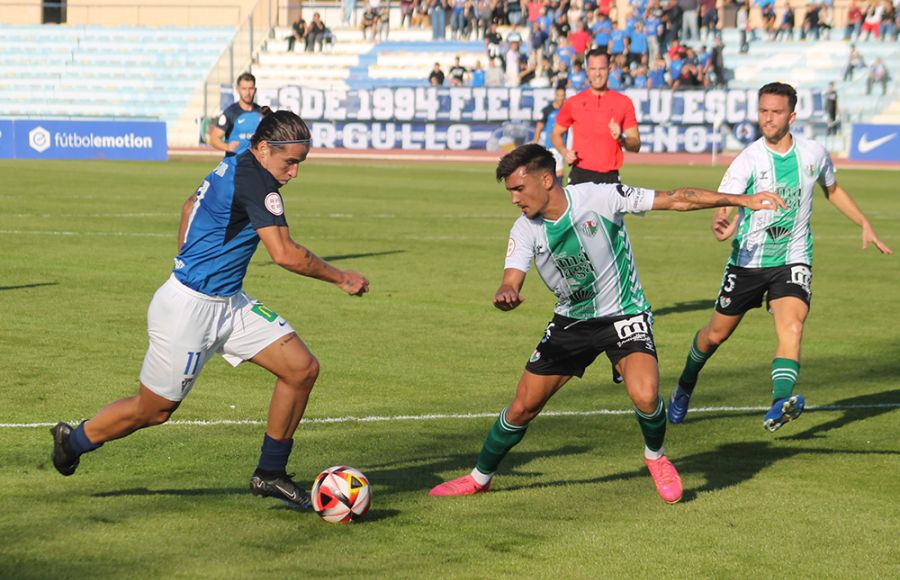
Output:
top-left (0, 282), bottom-right (58, 292)
top-left (652, 299), bottom-right (713, 318)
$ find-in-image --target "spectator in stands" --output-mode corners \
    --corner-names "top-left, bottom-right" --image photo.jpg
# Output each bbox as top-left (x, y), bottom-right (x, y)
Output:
top-left (757, 0), bottom-right (777, 39)
top-left (710, 35), bottom-right (726, 87)
top-left (662, 0), bottom-right (683, 53)
top-left (737, 0), bottom-right (751, 52)
top-left (209, 72), bottom-right (261, 157)
top-left (844, 0), bottom-right (863, 40)
top-left (286, 13), bottom-right (307, 52)
top-left (463, 0), bottom-right (478, 38)
top-left (306, 12), bottom-right (328, 52)
top-left (508, 0), bottom-right (524, 25)
top-left (476, 0), bottom-right (492, 37)
top-left (570, 22), bottom-right (592, 56)
top-left (866, 57), bottom-right (890, 95)
top-left (553, 10), bottom-right (571, 38)
top-left (608, 55), bottom-right (626, 89)
top-left (570, 60), bottom-right (588, 90)
top-left (343, 0), bottom-right (357, 26)
top-left (361, 2), bottom-right (379, 40)
top-left (824, 81), bottom-right (839, 136)
top-left (486, 21), bottom-right (503, 62)
top-left (861, 1), bottom-right (883, 39)
top-left (673, 47), bottom-right (703, 89)
top-left (530, 18), bottom-right (549, 56)
top-left (486, 57), bottom-right (505, 86)
top-left (631, 60), bottom-right (650, 88)
top-left (627, 20), bottom-right (649, 68)
top-left (449, 55), bottom-right (469, 85)
top-left (609, 22), bottom-right (628, 58)
top-left (592, 12), bottom-right (614, 53)
top-left (644, 4), bottom-right (663, 63)
top-left (471, 60), bottom-right (487, 86)
top-left (450, 0), bottom-right (467, 39)
top-left (776, 5), bottom-right (795, 41)
top-left (842, 44), bottom-right (866, 81)
top-left (506, 41), bottom-right (522, 86)
top-left (881, 1), bottom-right (897, 40)
top-left (648, 54), bottom-right (668, 88)
top-left (414, 0), bottom-right (431, 26)
top-left (699, 0), bottom-right (718, 40)
top-left (400, 0), bottom-right (416, 27)
top-left (527, 0), bottom-right (543, 23)
top-left (679, 0), bottom-right (700, 42)
top-left (431, 0), bottom-right (449, 39)
top-left (555, 36), bottom-right (576, 69)
top-left (801, 3), bottom-right (822, 40)
top-left (552, 59), bottom-right (570, 89)
top-left (429, 61), bottom-right (446, 85)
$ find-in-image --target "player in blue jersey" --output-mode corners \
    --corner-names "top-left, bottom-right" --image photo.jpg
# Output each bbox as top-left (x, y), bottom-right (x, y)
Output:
top-left (532, 87), bottom-right (568, 178)
top-left (50, 109), bottom-right (369, 510)
top-left (209, 72), bottom-right (263, 157)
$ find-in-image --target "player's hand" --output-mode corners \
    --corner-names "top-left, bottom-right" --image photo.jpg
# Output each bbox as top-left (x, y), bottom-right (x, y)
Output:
top-left (608, 118), bottom-right (622, 141)
top-left (711, 212), bottom-right (738, 241)
top-left (743, 191), bottom-right (786, 211)
top-left (862, 224), bottom-right (893, 254)
top-left (493, 285), bottom-right (524, 311)
top-left (338, 270), bottom-right (369, 296)
top-left (227, 141), bottom-right (240, 152)
top-left (564, 150), bottom-right (578, 165)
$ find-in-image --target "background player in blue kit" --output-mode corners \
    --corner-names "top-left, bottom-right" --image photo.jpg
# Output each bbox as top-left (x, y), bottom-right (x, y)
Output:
top-left (50, 110), bottom-right (369, 510)
top-left (532, 87), bottom-right (567, 179)
top-left (209, 72), bottom-right (263, 157)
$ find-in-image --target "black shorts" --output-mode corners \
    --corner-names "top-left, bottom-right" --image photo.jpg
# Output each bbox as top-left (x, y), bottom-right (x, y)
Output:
top-left (525, 312), bottom-right (657, 378)
top-left (715, 263), bottom-right (812, 316)
top-left (567, 166), bottom-right (620, 185)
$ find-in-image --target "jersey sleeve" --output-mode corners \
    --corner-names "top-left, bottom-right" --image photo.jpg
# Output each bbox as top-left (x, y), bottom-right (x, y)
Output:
top-left (817, 148), bottom-right (837, 189)
top-left (596, 182), bottom-right (655, 216)
top-left (233, 176), bottom-right (289, 230)
top-left (555, 98), bottom-right (574, 129)
top-left (504, 217), bottom-right (535, 272)
top-left (718, 152), bottom-right (752, 194)
top-left (215, 107), bottom-right (234, 139)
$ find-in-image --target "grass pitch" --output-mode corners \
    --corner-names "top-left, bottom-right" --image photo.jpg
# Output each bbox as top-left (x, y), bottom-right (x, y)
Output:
top-left (0, 157), bottom-right (898, 578)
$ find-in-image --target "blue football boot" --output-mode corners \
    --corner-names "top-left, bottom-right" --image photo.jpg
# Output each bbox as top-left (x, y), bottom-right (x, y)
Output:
top-left (667, 383), bottom-right (693, 424)
top-left (763, 394), bottom-right (805, 432)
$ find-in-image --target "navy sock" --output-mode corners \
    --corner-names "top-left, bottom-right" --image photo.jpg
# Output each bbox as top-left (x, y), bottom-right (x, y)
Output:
top-left (69, 422), bottom-right (103, 456)
top-left (257, 434), bottom-right (293, 473)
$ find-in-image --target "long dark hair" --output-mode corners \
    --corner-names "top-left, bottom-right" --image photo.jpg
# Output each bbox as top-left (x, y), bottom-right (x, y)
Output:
top-left (250, 107), bottom-right (311, 150)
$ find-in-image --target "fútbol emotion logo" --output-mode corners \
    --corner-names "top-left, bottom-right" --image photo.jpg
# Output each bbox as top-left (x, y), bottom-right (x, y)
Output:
top-left (29, 126), bottom-right (51, 153)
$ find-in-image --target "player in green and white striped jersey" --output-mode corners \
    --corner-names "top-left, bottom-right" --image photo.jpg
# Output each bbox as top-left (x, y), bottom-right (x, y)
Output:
top-left (429, 144), bottom-right (784, 504)
top-left (669, 82), bottom-right (893, 432)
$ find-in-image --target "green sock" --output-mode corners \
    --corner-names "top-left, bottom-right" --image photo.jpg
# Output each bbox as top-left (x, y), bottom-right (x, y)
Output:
top-left (635, 397), bottom-right (667, 452)
top-left (771, 358), bottom-right (800, 401)
top-left (679, 332), bottom-right (718, 391)
top-left (475, 407), bottom-right (528, 475)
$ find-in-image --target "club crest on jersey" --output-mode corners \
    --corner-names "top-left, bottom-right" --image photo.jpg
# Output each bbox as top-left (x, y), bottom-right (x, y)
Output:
top-left (805, 164), bottom-right (816, 177)
top-left (265, 192), bottom-right (284, 216)
top-left (580, 212), bottom-right (600, 237)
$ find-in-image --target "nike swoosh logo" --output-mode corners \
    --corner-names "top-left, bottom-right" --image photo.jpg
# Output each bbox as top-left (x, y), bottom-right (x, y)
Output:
top-left (278, 321), bottom-right (287, 326)
top-left (858, 133), bottom-right (896, 153)
top-left (274, 483), bottom-right (298, 501)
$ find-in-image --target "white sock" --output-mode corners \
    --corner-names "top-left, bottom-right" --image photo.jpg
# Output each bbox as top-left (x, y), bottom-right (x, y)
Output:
top-left (470, 467), bottom-right (493, 486)
top-left (644, 446), bottom-right (665, 461)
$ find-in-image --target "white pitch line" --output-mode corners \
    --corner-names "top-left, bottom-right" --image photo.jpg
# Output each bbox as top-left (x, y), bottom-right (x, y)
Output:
top-left (2, 403), bottom-right (897, 429)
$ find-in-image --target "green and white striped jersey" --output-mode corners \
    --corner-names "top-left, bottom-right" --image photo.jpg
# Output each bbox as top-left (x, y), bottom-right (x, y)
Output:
top-left (720, 134), bottom-right (836, 268)
top-left (505, 182), bottom-right (655, 320)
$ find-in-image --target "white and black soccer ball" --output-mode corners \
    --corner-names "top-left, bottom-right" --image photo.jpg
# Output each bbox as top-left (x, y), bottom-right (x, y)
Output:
top-left (311, 466), bottom-right (372, 524)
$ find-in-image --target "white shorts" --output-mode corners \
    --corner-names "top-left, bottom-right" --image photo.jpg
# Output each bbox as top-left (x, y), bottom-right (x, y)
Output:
top-left (139, 275), bottom-right (296, 402)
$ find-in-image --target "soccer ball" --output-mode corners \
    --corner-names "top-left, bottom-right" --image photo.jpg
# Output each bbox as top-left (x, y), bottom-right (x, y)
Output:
top-left (311, 466), bottom-right (372, 524)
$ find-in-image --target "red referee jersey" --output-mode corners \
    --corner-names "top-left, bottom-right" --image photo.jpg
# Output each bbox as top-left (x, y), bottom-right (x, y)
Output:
top-left (555, 88), bottom-right (637, 173)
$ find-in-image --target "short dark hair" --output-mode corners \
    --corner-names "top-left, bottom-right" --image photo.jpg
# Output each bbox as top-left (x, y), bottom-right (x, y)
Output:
top-left (759, 82), bottom-right (797, 112)
top-left (236, 72), bottom-right (256, 86)
top-left (584, 48), bottom-right (609, 65)
top-left (496, 144), bottom-right (556, 182)
top-left (251, 108), bottom-right (311, 151)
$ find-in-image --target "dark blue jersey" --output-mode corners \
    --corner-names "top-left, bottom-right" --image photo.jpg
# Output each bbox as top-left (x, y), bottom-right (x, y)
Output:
top-left (173, 151), bottom-right (288, 296)
top-left (216, 102), bottom-right (262, 157)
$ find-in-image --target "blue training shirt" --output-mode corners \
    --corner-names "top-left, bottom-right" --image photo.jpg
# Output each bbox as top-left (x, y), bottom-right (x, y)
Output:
top-left (215, 102), bottom-right (262, 157)
top-left (173, 151), bottom-right (288, 296)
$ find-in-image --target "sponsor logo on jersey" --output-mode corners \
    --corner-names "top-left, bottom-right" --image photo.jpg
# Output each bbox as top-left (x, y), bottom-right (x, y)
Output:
top-left (857, 132), bottom-right (896, 154)
top-left (265, 192), bottom-right (284, 215)
top-left (765, 225), bottom-right (791, 242)
top-left (506, 238), bottom-right (516, 257)
top-left (580, 212), bottom-right (600, 237)
top-left (553, 250), bottom-right (596, 280)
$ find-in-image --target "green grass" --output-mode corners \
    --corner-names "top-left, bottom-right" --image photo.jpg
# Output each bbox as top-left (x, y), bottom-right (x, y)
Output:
top-left (0, 158), bottom-right (898, 578)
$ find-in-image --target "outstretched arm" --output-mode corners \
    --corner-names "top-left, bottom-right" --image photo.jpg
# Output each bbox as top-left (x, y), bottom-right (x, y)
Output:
top-left (493, 268), bottom-right (527, 311)
top-left (652, 187), bottom-right (785, 212)
top-left (825, 183), bottom-right (893, 254)
top-left (257, 225), bottom-right (369, 295)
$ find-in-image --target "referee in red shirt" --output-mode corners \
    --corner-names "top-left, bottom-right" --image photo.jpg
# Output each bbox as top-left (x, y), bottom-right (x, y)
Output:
top-left (551, 48), bottom-right (641, 184)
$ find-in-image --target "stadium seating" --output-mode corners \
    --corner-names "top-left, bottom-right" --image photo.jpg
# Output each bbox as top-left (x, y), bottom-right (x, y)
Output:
top-left (0, 25), bottom-right (235, 145)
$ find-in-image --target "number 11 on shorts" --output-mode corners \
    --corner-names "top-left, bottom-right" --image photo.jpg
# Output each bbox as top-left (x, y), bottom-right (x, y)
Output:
top-left (183, 351), bottom-right (202, 375)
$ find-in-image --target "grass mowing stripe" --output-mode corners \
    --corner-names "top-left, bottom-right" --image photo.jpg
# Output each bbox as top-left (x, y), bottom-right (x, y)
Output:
top-left (4, 402), bottom-right (896, 429)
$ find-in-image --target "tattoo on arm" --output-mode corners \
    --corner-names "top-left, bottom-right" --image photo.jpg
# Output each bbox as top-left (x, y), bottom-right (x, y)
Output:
top-left (279, 333), bottom-right (297, 347)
